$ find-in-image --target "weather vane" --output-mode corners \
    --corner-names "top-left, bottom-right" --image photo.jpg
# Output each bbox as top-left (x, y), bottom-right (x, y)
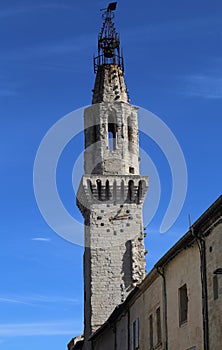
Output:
top-left (94, 2), bottom-right (124, 73)
top-left (100, 2), bottom-right (117, 15)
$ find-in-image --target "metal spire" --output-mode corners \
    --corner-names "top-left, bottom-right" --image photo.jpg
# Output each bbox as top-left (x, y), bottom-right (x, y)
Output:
top-left (94, 2), bottom-right (124, 73)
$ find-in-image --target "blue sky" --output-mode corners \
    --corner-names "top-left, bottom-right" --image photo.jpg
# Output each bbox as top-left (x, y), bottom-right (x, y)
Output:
top-left (1, 0), bottom-right (222, 349)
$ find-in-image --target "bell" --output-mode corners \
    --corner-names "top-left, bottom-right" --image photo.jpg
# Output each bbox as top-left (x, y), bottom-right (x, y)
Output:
top-left (104, 47), bottom-right (114, 58)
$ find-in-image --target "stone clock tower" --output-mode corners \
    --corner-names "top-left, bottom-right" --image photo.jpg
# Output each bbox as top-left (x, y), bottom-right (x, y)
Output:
top-left (77, 3), bottom-right (148, 348)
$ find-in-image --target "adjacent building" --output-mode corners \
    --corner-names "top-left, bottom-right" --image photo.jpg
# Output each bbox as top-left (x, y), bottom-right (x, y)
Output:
top-left (89, 195), bottom-right (222, 350)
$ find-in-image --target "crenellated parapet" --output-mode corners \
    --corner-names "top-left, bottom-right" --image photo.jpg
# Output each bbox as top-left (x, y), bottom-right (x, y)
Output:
top-left (77, 175), bottom-right (148, 217)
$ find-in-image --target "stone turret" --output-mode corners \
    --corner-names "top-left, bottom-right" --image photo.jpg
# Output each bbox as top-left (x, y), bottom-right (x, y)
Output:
top-left (76, 3), bottom-right (148, 349)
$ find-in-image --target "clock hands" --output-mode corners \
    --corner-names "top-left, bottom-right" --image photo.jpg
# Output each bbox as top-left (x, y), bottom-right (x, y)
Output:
top-left (109, 208), bottom-right (130, 221)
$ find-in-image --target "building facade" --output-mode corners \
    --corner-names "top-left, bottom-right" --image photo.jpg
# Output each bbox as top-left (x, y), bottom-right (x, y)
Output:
top-left (89, 196), bottom-right (222, 350)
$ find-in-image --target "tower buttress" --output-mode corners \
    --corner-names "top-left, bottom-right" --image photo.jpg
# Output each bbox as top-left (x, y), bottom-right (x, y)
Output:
top-left (77, 3), bottom-right (148, 348)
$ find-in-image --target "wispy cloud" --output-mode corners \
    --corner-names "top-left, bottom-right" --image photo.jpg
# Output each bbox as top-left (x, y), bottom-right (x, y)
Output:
top-left (0, 320), bottom-right (81, 337)
top-left (0, 297), bottom-right (28, 305)
top-left (182, 74), bottom-right (222, 99)
top-left (0, 295), bottom-right (79, 306)
top-left (31, 237), bottom-right (51, 242)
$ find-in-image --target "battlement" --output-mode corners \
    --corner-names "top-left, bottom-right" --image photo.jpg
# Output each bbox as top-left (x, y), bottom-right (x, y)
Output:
top-left (77, 175), bottom-right (148, 217)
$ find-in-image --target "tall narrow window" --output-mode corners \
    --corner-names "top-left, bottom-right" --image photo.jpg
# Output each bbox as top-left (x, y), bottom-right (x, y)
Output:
top-left (105, 180), bottom-right (110, 200)
top-left (213, 275), bottom-right (219, 300)
top-left (149, 314), bottom-right (153, 349)
top-left (96, 179), bottom-right (102, 201)
top-left (128, 180), bottom-right (134, 202)
top-left (137, 180), bottom-right (142, 204)
top-left (132, 318), bottom-right (139, 350)
top-left (108, 116), bottom-right (116, 150)
top-left (179, 284), bottom-right (188, 325)
top-left (156, 307), bottom-right (162, 345)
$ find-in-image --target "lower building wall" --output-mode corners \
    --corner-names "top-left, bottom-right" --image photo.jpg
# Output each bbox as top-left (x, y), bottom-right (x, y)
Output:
top-left (93, 328), bottom-right (114, 350)
top-left (92, 244), bottom-right (204, 350)
top-left (129, 276), bottom-right (163, 350)
top-left (90, 204), bottom-right (222, 350)
top-left (116, 313), bottom-right (128, 350)
top-left (166, 243), bottom-right (203, 350)
top-left (93, 275), bottom-right (163, 350)
top-left (206, 222), bottom-right (222, 350)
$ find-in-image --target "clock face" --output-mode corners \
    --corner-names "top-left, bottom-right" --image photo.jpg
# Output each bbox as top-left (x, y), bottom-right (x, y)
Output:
top-left (108, 207), bottom-right (130, 222)
top-left (93, 208), bottom-right (134, 235)
top-left (90, 204), bottom-right (143, 246)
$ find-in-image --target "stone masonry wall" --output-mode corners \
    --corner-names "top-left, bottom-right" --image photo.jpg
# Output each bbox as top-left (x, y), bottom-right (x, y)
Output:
top-left (84, 102), bottom-right (139, 176)
top-left (92, 65), bottom-right (129, 104)
top-left (77, 93), bottom-right (148, 347)
top-left (84, 201), bottom-right (146, 335)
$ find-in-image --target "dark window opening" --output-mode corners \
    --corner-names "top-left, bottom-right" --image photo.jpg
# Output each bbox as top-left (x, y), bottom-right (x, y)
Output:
top-left (132, 318), bottom-right (139, 350)
top-left (179, 284), bottom-right (188, 325)
top-left (96, 180), bottom-right (102, 201)
top-left (129, 167), bottom-right (135, 174)
top-left (213, 275), bottom-right (219, 300)
top-left (105, 180), bottom-right (110, 200)
top-left (149, 314), bottom-right (153, 349)
top-left (128, 180), bottom-right (134, 202)
top-left (156, 307), bottom-right (162, 344)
